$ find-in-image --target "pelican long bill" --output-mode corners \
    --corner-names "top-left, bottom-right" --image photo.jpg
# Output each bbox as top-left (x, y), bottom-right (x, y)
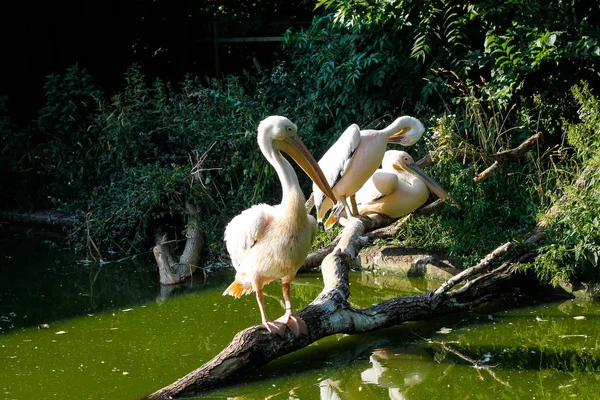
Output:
top-left (386, 126), bottom-right (411, 143)
top-left (403, 163), bottom-right (454, 203)
top-left (277, 135), bottom-right (337, 203)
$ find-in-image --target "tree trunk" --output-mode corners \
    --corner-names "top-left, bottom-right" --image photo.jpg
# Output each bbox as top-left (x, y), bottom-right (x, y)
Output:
top-left (153, 202), bottom-right (204, 285)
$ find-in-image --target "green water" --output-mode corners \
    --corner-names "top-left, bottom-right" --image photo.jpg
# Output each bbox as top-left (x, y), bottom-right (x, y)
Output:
top-left (1, 232), bottom-right (600, 399)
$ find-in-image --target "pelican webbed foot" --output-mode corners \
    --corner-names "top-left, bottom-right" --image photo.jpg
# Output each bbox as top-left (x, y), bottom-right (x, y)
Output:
top-left (275, 312), bottom-right (308, 337)
top-left (263, 320), bottom-right (287, 337)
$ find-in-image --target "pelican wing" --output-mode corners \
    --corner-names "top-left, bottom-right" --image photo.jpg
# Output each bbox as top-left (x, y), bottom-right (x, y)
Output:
top-left (355, 170), bottom-right (398, 204)
top-left (313, 124), bottom-right (361, 210)
top-left (224, 204), bottom-right (274, 269)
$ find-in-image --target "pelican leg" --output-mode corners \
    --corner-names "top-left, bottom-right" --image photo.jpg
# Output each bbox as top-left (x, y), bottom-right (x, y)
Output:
top-left (255, 287), bottom-right (286, 337)
top-left (339, 195), bottom-right (355, 218)
top-left (350, 195), bottom-right (359, 216)
top-left (275, 282), bottom-right (308, 337)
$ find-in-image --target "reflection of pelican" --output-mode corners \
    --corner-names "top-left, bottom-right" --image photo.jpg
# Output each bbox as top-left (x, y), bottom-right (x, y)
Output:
top-left (362, 348), bottom-right (433, 400)
top-left (319, 379), bottom-right (343, 400)
top-left (361, 349), bottom-right (406, 400)
top-left (223, 116), bottom-right (336, 336)
top-left (313, 117), bottom-right (425, 223)
top-left (325, 150), bottom-right (452, 228)
top-left (361, 351), bottom-right (388, 385)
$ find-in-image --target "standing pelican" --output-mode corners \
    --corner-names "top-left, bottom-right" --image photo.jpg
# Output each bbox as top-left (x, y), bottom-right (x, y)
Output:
top-left (325, 150), bottom-right (453, 228)
top-left (313, 116), bottom-right (425, 223)
top-left (223, 116), bottom-right (336, 337)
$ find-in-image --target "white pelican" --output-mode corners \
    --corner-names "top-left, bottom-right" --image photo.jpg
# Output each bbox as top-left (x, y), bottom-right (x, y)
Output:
top-left (312, 116), bottom-right (425, 224)
top-left (324, 150), bottom-right (453, 228)
top-left (223, 116), bottom-right (336, 337)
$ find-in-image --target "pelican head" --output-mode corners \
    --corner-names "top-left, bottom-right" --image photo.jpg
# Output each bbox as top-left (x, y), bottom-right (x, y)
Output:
top-left (258, 116), bottom-right (336, 202)
top-left (384, 150), bottom-right (453, 202)
top-left (386, 116), bottom-right (425, 146)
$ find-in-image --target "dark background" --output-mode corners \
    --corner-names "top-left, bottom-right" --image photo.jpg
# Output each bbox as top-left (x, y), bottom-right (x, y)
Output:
top-left (0, 0), bottom-right (315, 125)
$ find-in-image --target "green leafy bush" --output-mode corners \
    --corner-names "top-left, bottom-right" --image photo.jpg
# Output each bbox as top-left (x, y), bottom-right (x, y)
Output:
top-left (535, 83), bottom-right (600, 285)
top-left (34, 64), bottom-right (101, 202)
top-left (2, 0), bottom-right (598, 275)
top-left (78, 66), bottom-right (276, 257)
top-left (394, 110), bottom-right (538, 266)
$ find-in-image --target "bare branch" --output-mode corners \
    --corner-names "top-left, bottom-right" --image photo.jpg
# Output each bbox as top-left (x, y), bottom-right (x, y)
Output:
top-left (416, 132), bottom-right (542, 168)
top-left (489, 132), bottom-right (542, 163)
top-left (433, 241), bottom-right (512, 297)
top-left (474, 160), bottom-right (500, 182)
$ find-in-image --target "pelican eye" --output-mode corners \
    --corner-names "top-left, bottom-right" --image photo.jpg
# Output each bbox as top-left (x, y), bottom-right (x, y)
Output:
top-left (286, 126), bottom-right (293, 132)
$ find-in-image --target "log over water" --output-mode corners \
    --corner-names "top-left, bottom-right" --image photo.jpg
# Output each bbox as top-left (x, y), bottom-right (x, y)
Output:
top-left (146, 216), bottom-right (530, 399)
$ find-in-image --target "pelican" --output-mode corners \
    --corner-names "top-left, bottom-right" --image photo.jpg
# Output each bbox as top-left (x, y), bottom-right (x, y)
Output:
top-left (324, 150), bottom-right (453, 228)
top-left (223, 116), bottom-right (336, 337)
top-left (312, 116), bottom-right (425, 224)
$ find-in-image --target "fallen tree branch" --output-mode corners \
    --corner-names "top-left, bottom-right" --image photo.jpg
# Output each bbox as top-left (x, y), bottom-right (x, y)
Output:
top-left (474, 160), bottom-right (500, 182)
top-left (417, 132), bottom-right (542, 169)
top-left (433, 241), bottom-right (512, 298)
top-left (146, 217), bottom-right (530, 399)
top-left (0, 210), bottom-right (75, 227)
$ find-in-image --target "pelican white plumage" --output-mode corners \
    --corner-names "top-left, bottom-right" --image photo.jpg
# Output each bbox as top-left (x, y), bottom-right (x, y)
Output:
top-left (223, 116), bottom-right (336, 337)
top-left (325, 150), bottom-right (452, 227)
top-left (312, 116), bottom-right (425, 224)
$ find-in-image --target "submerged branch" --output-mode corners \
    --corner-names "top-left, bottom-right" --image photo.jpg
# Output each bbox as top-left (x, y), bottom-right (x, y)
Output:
top-left (432, 341), bottom-right (511, 387)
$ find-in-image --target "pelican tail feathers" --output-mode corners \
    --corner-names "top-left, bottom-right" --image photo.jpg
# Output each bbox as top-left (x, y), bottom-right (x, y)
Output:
top-left (223, 280), bottom-right (254, 298)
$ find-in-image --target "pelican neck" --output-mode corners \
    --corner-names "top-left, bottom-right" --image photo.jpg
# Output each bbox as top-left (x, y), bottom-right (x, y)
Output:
top-left (264, 148), bottom-right (307, 215)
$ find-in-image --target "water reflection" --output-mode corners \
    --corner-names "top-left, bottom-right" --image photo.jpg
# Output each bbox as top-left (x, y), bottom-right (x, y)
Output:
top-left (155, 274), bottom-right (208, 305)
top-left (319, 379), bottom-right (343, 400)
top-left (360, 348), bottom-right (432, 399)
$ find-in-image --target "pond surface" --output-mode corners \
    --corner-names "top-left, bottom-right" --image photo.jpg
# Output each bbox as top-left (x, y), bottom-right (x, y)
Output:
top-left (1, 231), bottom-right (600, 399)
